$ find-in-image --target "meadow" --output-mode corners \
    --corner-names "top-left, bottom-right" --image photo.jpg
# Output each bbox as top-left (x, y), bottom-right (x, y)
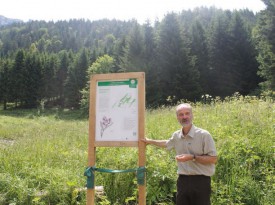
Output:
top-left (0, 94), bottom-right (274, 205)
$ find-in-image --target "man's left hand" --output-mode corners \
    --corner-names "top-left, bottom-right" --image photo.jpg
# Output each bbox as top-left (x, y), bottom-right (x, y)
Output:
top-left (175, 154), bottom-right (193, 162)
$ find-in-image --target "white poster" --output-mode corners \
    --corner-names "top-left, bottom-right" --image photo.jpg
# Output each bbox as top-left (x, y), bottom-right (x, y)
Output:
top-left (95, 79), bottom-right (138, 141)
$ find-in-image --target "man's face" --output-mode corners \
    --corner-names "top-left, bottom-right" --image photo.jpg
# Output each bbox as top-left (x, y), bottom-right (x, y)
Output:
top-left (177, 107), bottom-right (193, 127)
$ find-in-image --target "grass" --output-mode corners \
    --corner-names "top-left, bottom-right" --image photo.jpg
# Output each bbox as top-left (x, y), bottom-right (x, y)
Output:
top-left (0, 95), bottom-right (274, 204)
top-left (0, 109), bottom-right (88, 205)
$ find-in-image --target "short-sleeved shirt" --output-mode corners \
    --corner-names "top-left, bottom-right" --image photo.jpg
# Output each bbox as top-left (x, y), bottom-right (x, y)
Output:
top-left (166, 124), bottom-right (217, 176)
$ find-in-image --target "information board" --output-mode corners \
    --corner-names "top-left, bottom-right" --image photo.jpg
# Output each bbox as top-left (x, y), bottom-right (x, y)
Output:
top-left (89, 72), bottom-right (145, 147)
top-left (95, 79), bottom-right (138, 141)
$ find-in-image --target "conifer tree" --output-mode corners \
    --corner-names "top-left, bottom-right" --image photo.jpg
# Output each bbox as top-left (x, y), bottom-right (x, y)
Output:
top-left (11, 49), bottom-right (25, 107)
top-left (190, 20), bottom-right (210, 94)
top-left (0, 59), bottom-right (12, 110)
top-left (228, 12), bottom-right (260, 95)
top-left (208, 14), bottom-right (232, 97)
top-left (56, 50), bottom-right (72, 107)
top-left (120, 22), bottom-right (145, 72)
top-left (41, 54), bottom-right (57, 101)
top-left (253, 0), bottom-right (275, 93)
top-left (143, 21), bottom-right (159, 106)
top-left (23, 52), bottom-right (43, 107)
top-left (64, 48), bottom-right (90, 108)
top-left (156, 13), bottom-right (201, 103)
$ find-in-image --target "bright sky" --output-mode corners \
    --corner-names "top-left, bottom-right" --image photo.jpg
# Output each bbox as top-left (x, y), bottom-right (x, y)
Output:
top-left (0, 0), bottom-right (266, 24)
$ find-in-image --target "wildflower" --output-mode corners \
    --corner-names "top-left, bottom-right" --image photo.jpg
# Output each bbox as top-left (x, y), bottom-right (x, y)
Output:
top-left (100, 116), bottom-right (113, 137)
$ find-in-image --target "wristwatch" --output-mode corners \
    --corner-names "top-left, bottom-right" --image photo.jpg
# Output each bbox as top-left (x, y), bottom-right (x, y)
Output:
top-left (192, 155), bottom-right (196, 162)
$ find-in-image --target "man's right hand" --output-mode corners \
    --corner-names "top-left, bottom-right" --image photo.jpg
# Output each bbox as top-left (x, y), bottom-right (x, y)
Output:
top-left (140, 138), bottom-right (167, 148)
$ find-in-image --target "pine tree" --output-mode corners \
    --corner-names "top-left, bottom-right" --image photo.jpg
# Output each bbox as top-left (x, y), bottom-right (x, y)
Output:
top-left (11, 49), bottom-right (25, 107)
top-left (208, 13), bottom-right (233, 97)
top-left (156, 13), bottom-right (201, 103)
top-left (120, 22), bottom-right (145, 72)
top-left (0, 59), bottom-right (12, 110)
top-left (41, 54), bottom-right (57, 101)
top-left (190, 20), bottom-right (210, 94)
top-left (253, 0), bottom-right (275, 93)
top-left (64, 48), bottom-right (90, 108)
top-left (56, 50), bottom-right (72, 107)
top-left (228, 12), bottom-right (260, 95)
top-left (23, 52), bottom-right (43, 107)
top-left (143, 21), bottom-right (159, 107)
top-left (113, 36), bottom-right (127, 72)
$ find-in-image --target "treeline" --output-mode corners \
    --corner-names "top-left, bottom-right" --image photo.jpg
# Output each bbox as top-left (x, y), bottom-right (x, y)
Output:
top-left (0, 3), bottom-right (274, 110)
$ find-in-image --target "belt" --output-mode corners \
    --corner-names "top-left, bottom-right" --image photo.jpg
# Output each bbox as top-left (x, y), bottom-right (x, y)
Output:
top-left (179, 174), bottom-right (210, 178)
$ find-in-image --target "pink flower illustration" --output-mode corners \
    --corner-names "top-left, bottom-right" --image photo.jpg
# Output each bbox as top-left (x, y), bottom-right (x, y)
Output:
top-left (100, 116), bottom-right (113, 137)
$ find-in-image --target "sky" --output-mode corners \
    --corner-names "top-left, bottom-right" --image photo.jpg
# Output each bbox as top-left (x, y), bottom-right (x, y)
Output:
top-left (0, 0), bottom-right (266, 24)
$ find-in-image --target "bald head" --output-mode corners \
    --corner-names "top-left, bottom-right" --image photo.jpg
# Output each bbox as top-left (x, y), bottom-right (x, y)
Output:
top-left (176, 103), bottom-right (193, 127)
top-left (176, 103), bottom-right (193, 116)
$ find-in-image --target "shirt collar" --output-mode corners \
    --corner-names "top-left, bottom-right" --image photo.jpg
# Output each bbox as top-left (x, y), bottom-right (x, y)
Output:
top-left (180, 124), bottom-right (195, 138)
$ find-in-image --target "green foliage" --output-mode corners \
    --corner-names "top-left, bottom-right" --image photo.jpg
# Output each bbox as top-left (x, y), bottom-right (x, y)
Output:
top-left (194, 94), bottom-right (274, 205)
top-left (0, 110), bottom-right (88, 204)
top-left (80, 54), bottom-right (115, 115)
top-left (1, 7), bottom-right (270, 109)
top-left (119, 22), bottom-right (145, 72)
top-left (64, 49), bottom-right (90, 108)
top-left (156, 12), bottom-right (201, 103)
top-left (0, 96), bottom-right (274, 204)
top-left (87, 54), bottom-right (115, 75)
top-left (0, 58), bottom-right (12, 110)
top-left (253, 0), bottom-right (275, 92)
top-left (207, 11), bottom-right (261, 97)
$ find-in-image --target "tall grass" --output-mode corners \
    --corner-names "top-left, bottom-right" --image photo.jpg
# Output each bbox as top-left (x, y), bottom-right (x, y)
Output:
top-left (0, 95), bottom-right (274, 205)
top-left (0, 109), bottom-right (88, 205)
top-left (194, 95), bottom-right (274, 205)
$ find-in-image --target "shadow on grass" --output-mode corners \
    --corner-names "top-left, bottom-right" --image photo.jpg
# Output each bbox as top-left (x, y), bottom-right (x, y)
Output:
top-left (0, 107), bottom-right (88, 121)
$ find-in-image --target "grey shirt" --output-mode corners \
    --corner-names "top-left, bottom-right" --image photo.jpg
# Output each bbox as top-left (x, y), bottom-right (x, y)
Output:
top-left (166, 124), bottom-right (217, 176)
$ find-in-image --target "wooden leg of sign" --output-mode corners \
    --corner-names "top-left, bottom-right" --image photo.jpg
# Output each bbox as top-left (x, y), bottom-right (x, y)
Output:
top-left (138, 143), bottom-right (146, 205)
top-left (138, 73), bottom-right (146, 205)
top-left (86, 146), bottom-right (96, 205)
top-left (138, 140), bottom-right (146, 204)
top-left (138, 184), bottom-right (146, 205)
top-left (86, 134), bottom-right (96, 205)
top-left (86, 135), bottom-right (96, 205)
top-left (86, 189), bottom-right (95, 205)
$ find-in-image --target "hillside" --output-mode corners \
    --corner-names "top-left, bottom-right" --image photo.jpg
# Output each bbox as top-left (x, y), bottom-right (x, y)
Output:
top-left (0, 6), bottom-right (274, 110)
top-left (0, 15), bottom-right (22, 26)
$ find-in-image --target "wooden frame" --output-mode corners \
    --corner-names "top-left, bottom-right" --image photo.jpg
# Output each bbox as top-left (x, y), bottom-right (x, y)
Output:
top-left (87, 72), bottom-right (146, 205)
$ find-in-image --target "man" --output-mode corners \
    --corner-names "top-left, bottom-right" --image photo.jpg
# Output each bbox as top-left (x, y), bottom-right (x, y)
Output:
top-left (142, 103), bottom-right (217, 205)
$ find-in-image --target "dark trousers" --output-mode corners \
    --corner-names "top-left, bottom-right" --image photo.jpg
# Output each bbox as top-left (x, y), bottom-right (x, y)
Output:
top-left (176, 175), bottom-right (211, 205)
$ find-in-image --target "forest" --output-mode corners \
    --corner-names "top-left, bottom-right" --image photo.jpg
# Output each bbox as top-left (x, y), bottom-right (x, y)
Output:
top-left (0, 0), bottom-right (274, 111)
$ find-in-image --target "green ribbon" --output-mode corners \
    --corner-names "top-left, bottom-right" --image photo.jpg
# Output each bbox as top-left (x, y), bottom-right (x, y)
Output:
top-left (84, 166), bottom-right (95, 189)
top-left (136, 166), bottom-right (146, 185)
top-left (84, 166), bottom-right (146, 189)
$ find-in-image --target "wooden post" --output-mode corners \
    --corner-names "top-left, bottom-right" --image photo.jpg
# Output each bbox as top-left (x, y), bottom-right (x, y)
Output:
top-left (138, 73), bottom-right (146, 205)
top-left (86, 75), bottom-right (97, 205)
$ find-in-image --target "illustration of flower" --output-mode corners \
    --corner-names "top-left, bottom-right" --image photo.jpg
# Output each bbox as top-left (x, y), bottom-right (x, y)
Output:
top-left (100, 116), bottom-right (113, 137)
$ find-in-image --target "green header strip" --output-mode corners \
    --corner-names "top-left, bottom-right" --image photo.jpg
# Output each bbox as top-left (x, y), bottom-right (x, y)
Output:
top-left (98, 79), bottom-right (138, 88)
